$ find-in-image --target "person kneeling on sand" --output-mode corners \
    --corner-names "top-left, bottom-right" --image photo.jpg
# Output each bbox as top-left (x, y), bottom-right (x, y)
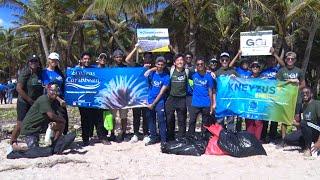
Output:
top-left (19, 84), bottom-right (66, 149)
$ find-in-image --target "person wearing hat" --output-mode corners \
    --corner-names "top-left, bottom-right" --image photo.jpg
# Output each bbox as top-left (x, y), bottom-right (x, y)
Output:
top-left (42, 52), bottom-right (69, 135)
top-left (245, 61), bottom-right (264, 140)
top-left (96, 53), bottom-right (109, 68)
top-left (276, 51), bottom-right (306, 148)
top-left (215, 52), bottom-right (239, 132)
top-left (208, 58), bottom-right (219, 73)
top-left (144, 56), bottom-right (170, 145)
top-left (20, 83), bottom-right (66, 149)
top-left (10, 54), bottom-right (43, 150)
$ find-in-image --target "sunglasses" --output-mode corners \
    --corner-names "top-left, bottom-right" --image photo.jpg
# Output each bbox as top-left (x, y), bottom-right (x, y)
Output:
top-left (286, 57), bottom-right (295, 61)
top-left (221, 59), bottom-right (229, 62)
top-left (252, 66), bottom-right (260, 69)
top-left (186, 56), bottom-right (192, 59)
top-left (29, 59), bottom-right (39, 63)
top-left (196, 63), bottom-right (204, 66)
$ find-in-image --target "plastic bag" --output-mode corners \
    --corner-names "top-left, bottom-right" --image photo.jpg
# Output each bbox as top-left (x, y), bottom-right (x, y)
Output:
top-left (205, 136), bottom-right (228, 155)
top-left (103, 111), bottom-right (113, 130)
top-left (161, 133), bottom-right (209, 156)
top-left (204, 124), bottom-right (224, 137)
top-left (217, 130), bottom-right (267, 157)
top-left (53, 132), bottom-right (76, 154)
top-left (7, 147), bottom-right (53, 159)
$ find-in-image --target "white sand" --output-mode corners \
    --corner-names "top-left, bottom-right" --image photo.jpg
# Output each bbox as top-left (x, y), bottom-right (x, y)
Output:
top-left (0, 138), bottom-right (319, 180)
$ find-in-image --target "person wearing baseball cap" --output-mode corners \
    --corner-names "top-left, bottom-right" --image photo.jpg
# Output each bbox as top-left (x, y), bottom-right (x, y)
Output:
top-left (10, 54), bottom-right (43, 150)
top-left (42, 52), bottom-right (69, 135)
top-left (20, 83), bottom-right (66, 149)
top-left (215, 52), bottom-right (239, 132)
top-left (208, 57), bottom-right (219, 72)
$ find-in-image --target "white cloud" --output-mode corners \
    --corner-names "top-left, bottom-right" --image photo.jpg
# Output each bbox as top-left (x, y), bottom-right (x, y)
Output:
top-left (0, 19), bottom-right (4, 27)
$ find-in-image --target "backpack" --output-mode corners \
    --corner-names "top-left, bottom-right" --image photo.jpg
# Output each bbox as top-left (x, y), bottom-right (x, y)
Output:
top-left (169, 66), bottom-right (193, 95)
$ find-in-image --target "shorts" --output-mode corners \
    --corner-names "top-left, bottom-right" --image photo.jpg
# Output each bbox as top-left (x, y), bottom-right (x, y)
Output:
top-left (25, 134), bottom-right (40, 148)
top-left (111, 109), bottom-right (128, 120)
top-left (17, 100), bottom-right (31, 121)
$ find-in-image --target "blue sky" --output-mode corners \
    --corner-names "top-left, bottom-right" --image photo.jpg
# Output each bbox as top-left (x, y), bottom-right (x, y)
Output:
top-left (0, 3), bottom-right (25, 29)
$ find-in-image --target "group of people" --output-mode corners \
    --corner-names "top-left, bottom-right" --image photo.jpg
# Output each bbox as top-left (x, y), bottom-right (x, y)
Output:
top-left (8, 44), bottom-right (320, 157)
top-left (0, 80), bottom-right (15, 104)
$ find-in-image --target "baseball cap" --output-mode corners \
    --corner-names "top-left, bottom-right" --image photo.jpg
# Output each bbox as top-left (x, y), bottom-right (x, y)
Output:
top-left (98, 53), bottom-right (108, 60)
top-left (48, 52), bottom-right (60, 61)
top-left (209, 58), bottom-right (218, 63)
top-left (285, 51), bottom-right (297, 59)
top-left (155, 56), bottom-right (166, 63)
top-left (112, 49), bottom-right (124, 57)
top-left (220, 52), bottom-right (230, 58)
top-left (250, 61), bottom-right (261, 67)
top-left (28, 54), bottom-right (40, 62)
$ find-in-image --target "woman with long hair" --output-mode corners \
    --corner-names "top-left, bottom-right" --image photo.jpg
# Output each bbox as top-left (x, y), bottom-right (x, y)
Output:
top-left (10, 55), bottom-right (43, 149)
top-left (41, 52), bottom-right (69, 135)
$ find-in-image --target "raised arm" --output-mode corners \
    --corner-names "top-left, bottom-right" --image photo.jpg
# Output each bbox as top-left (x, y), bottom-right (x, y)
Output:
top-left (144, 67), bottom-right (157, 77)
top-left (270, 47), bottom-right (285, 67)
top-left (125, 43), bottom-right (139, 64)
top-left (229, 50), bottom-right (242, 67)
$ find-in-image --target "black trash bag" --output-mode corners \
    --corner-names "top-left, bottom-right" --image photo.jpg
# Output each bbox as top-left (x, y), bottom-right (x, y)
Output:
top-left (161, 133), bottom-right (209, 156)
top-left (217, 130), bottom-right (267, 157)
top-left (7, 147), bottom-right (53, 159)
top-left (53, 132), bottom-right (76, 154)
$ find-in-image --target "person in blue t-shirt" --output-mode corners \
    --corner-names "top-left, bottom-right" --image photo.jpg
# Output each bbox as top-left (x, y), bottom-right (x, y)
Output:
top-left (188, 57), bottom-right (215, 135)
top-left (42, 52), bottom-right (69, 135)
top-left (260, 48), bottom-right (285, 143)
top-left (229, 50), bottom-right (252, 79)
top-left (144, 56), bottom-right (170, 146)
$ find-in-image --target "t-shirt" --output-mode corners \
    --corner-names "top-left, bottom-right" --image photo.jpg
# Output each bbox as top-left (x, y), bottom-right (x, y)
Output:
top-left (148, 71), bottom-right (170, 104)
top-left (191, 72), bottom-right (214, 107)
top-left (215, 67), bottom-right (239, 77)
top-left (235, 67), bottom-right (251, 79)
top-left (169, 69), bottom-right (188, 97)
top-left (17, 68), bottom-right (43, 104)
top-left (21, 95), bottom-right (55, 135)
top-left (276, 66), bottom-right (304, 81)
top-left (260, 65), bottom-right (280, 80)
top-left (42, 68), bottom-right (64, 94)
top-left (298, 100), bottom-right (320, 125)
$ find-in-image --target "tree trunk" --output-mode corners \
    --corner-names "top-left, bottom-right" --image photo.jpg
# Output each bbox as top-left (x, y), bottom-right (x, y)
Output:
top-left (79, 25), bottom-right (85, 53)
top-left (302, 14), bottom-right (320, 76)
top-left (39, 27), bottom-right (49, 60)
top-left (188, 22), bottom-right (196, 56)
top-left (66, 26), bottom-right (77, 66)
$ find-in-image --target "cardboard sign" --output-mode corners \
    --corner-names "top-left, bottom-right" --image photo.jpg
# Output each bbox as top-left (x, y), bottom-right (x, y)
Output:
top-left (137, 28), bottom-right (170, 52)
top-left (240, 30), bottom-right (273, 56)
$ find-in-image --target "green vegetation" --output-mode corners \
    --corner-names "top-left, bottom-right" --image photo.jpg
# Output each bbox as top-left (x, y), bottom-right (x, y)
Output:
top-left (0, 108), bottom-right (16, 121)
top-left (0, 0), bottom-right (319, 92)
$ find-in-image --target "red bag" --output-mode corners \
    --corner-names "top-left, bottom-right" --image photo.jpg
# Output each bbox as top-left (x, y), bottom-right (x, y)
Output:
top-left (204, 124), bottom-right (223, 137)
top-left (205, 136), bottom-right (228, 155)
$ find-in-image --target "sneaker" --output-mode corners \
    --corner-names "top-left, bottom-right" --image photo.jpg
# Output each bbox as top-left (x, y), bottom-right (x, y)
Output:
top-left (275, 139), bottom-right (286, 149)
top-left (145, 139), bottom-right (159, 146)
top-left (100, 139), bottom-right (111, 145)
top-left (129, 135), bottom-right (139, 143)
top-left (303, 148), bottom-right (312, 157)
top-left (143, 136), bottom-right (151, 143)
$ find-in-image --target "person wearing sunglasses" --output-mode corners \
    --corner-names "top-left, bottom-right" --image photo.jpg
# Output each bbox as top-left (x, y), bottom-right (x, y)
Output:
top-left (215, 52), bottom-right (239, 131)
top-left (276, 51), bottom-right (306, 148)
top-left (245, 61), bottom-right (264, 141)
top-left (188, 57), bottom-right (215, 136)
top-left (10, 55), bottom-right (43, 150)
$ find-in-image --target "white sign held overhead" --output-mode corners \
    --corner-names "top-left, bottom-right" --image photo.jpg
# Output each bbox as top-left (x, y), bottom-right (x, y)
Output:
top-left (240, 30), bottom-right (273, 56)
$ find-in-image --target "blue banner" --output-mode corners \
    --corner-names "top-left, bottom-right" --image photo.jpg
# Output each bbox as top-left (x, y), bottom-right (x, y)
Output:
top-left (215, 76), bottom-right (298, 124)
top-left (65, 67), bottom-right (149, 109)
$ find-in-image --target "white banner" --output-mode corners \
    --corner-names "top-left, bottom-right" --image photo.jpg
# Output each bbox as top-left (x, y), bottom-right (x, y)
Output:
top-left (240, 30), bottom-right (273, 56)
